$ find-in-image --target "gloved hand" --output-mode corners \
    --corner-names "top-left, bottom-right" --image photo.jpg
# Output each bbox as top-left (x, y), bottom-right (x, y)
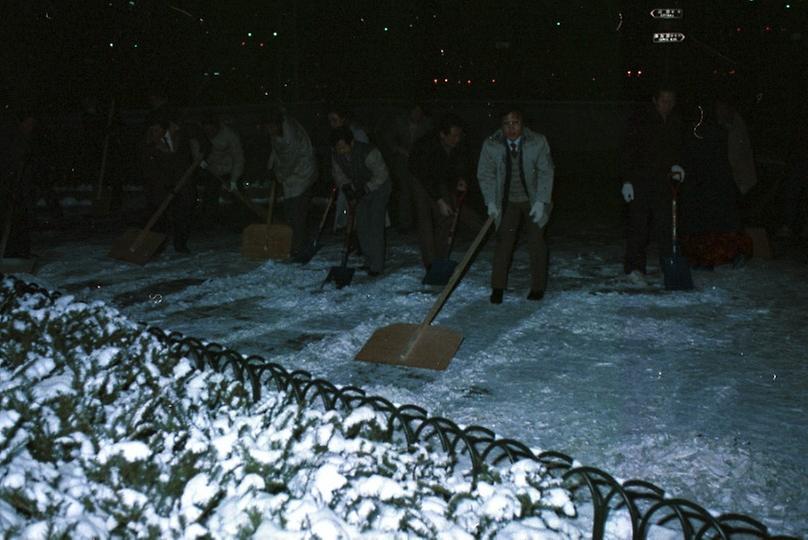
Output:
top-left (529, 201), bottom-right (545, 224)
top-left (437, 198), bottom-right (452, 217)
top-left (670, 165), bottom-right (685, 182)
top-left (199, 159), bottom-right (209, 170)
top-left (621, 182), bottom-right (634, 203)
top-left (486, 201), bottom-right (500, 219)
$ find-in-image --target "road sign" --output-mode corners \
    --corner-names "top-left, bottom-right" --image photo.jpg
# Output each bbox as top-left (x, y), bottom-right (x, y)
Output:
top-left (653, 32), bottom-right (686, 43)
top-left (650, 8), bottom-right (684, 19)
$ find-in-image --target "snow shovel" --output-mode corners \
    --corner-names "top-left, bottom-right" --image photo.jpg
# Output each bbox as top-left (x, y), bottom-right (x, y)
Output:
top-left (108, 158), bottom-right (202, 264)
top-left (240, 179), bottom-right (292, 260)
top-left (422, 191), bottom-right (466, 286)
top-left (321, 198), bottom-right (357, 289)
top-left (662, 181), bottom-right (694, 291)
top-left (91, 98), bottom-right (116, 216)
top-left (0, 199), bottom-right (37, 275)
top-left (297, 184), bottom-right (337, 265)
top-left (356, 216), bottom-right (494, 370)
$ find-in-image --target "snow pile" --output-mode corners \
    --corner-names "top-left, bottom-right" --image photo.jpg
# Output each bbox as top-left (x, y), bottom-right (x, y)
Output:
top-left (0, 277), bottom-right (582, 539)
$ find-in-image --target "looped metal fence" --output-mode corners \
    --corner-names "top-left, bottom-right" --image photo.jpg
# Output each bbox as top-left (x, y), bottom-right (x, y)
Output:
top-left (0, 273), bottom-right (797, 540)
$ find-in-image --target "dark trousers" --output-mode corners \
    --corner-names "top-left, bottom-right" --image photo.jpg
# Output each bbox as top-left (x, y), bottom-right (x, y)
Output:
top-left (624, 191), bottom-right (673, 274)
top-left (491, 201), bottom-right (548, 292)
top-left (413, 179), bottom-right (454, 268)
top-left (355, 182), bottom-right (391, 273)
top-left (282, 188), bottom-right (311, 258)
top-left (391, 154), bottom-right (415, 230)
top-left (146, 182), bottom-right (193, 251)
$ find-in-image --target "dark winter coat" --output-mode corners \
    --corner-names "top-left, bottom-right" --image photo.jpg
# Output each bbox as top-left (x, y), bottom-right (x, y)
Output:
top-left (621, 105), bottom-right (684, 198)
top-left (408, 131), bottom-right (469, 203)
top-left (679, 122), bottom-right (741, 236)
top-left (331, 142), bottom-right (390, 194)
top-left (141, 127), bottom-right (194, 198)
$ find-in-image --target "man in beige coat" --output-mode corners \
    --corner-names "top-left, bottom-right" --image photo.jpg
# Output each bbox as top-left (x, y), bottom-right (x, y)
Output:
top-left (263, 107), bottom-right (318, 261)
top-left (477, 106), bottom-right (554, 304)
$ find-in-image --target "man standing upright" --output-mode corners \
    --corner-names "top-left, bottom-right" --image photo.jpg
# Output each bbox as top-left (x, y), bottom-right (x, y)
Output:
top-left (478, 106), bottom-right (554, 304)
top-left (408, 113), bottom-right (469, 270)
top-left (620, 86), bottom-right (685, 276)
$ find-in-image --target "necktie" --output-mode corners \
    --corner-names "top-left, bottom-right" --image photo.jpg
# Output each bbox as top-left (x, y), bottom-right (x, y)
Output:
top-left (510, 142), bottom-right (518, 157)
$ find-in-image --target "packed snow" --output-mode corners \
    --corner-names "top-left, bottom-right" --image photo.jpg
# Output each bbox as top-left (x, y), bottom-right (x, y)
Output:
top-left (2, 200), bottom-right (807, 536)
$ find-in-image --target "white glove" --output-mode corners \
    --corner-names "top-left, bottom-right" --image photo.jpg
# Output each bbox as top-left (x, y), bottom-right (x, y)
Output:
top-left (670, 165), bottom-right (685, 182)
top-left (621, 182), bottom-right (634, 203)
top-left (486, 202), bottom-right (499, 219)
top-left (529, 201), bottom-right (545, 224)
top-left (199, 159), bottom-right (209, 170)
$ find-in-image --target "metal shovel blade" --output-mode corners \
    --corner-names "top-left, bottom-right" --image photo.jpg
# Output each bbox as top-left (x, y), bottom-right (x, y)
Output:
top-left (422, 259), bottom-right (457, 286)
top-left (324, 265), bottom-right (355, 289)
top-left (662, 252), bottom-right (693, 291)
top-left (355, 322), bottom-right (463, 371)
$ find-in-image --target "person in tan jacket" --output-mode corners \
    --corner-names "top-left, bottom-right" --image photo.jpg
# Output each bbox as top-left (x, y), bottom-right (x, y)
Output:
top-left (477, 106), bottom-right (554, 304)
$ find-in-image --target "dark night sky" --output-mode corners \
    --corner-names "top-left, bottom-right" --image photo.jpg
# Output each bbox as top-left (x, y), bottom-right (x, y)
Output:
top-left (2, 1), bottom-right (806, 110)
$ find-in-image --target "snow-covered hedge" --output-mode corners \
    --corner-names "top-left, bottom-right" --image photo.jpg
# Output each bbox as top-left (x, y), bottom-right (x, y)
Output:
top-left (0, 277), bottom-right (582, 539)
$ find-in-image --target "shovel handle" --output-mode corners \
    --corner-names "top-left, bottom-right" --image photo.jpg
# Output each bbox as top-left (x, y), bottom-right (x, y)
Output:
top-left (95, 98), bottom-right (116, 198)
top-left (317, 185), bottom-right (338, 235)
top-left (131, 158), bottom-right (202, 252)
top-left (446, 190), bottom-right (466, 252)
top-left (215, 174), bottom-right (266, 221)
top-left (339, 200), bottom-right (356, 268)
top-left (421, 216), bottom-right (494, 327)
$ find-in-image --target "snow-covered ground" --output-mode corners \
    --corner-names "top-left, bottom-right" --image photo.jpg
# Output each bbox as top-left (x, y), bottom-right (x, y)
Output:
top-left (16, 202), bottom-right (808, 537)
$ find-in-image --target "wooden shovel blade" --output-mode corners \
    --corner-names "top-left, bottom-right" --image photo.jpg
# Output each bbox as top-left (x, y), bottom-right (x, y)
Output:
top-left (108, 228), bottom-right (166, 265)
top-left (0, 256), bottom-right (38, 274)
top-left (241, 224), bottom-right (293, 260)
top-left (355, 323), bottom-right (463, 371)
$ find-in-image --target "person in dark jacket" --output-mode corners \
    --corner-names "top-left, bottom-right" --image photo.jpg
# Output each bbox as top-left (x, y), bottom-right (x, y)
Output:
top-left (678, 104), bottom-right (752, 268)
top-left (0, 111), bottom-right (38, 258)
top-left (620, 86), bottom-right (685, 276)
top-left (142, 112), bottom-right (197, 253)
top-left (330, 126), bottom-right (391, 276)
top-left (408, 113), bottom-right (469, 270)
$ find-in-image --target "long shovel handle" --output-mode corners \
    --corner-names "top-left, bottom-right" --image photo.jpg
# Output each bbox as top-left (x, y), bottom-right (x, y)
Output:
top-left (315, 186), bottom-right (338, 239)
top-left (95, 98), bottom-right (116, 198)
top-left (339, 199), bottom-right (356, 268)
top-left (215, 174), bottom-right (266, 220)
top-left (420, 215), bottom-right (493, 328)
top-left (266, 178), bottom-right (277, 226)
top-left (0, 204), bottom-right (12, 260)
top-left (131, 158), bottom-right (202, 252)
top-left (1, 166), bottom-right (25, 259)
top-left (446, 191), bottom-right (466, 254)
